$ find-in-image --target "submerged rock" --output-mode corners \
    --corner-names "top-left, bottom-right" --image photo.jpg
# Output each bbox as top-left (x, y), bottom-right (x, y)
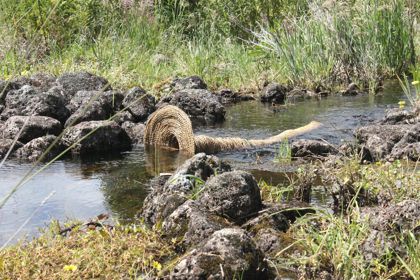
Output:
top-left (292, 139), bottom-right (338, 158)
top-left (340, 82), bottom-right (361, 96)
top-left (61, 120), bottom-right (131, 155)
top-left (198, 171), bottom-right (263, 223)
top-left (162, 200), bottom-right (230, 251)
top-left (122, 87), bottom-right (156, 122)
top-left (56, 72), bottom-right (111, 97)
top-left (260, 83), bottom-right (286, 104)
top-left (216, 88), bottom-right (254, 104)
top-left (171, 76), bottom-right (208, 91)
top-left (15, 135), bottom-right (66, 162)
top-left (157, 89), bottom-right (225, 125)
top-left (170, 228), bottom-right (273, 280)
top-left (286, 88), bottom-right (319, 102)
top-left (2, 116), bottom-right (62, 143)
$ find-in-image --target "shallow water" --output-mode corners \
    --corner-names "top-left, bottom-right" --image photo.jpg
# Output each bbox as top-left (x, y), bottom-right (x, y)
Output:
top-left (0, 81), bottom-right (406, 246)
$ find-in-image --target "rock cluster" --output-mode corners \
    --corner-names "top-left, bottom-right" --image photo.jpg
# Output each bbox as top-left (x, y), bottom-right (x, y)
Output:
top-left (140, 153), bottom-right (309, 279)
top-left (355, 107), bottom-right (419, 162)
top-left (0, 72), bottom-right (151, 161)
top-left (259, 82), bottom-right (330, 105)
top-left (289, 106), bottom-right (419, 163)
top-left (0, 73), bottom-right (229, 162)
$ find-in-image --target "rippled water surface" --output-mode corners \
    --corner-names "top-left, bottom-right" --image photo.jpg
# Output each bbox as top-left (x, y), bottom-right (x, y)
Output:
top-left (0, 81), bottom-right (406, 246)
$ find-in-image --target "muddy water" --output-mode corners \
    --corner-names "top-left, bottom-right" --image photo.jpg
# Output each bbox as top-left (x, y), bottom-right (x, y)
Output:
top-left (0, 81), bottom-right (406, 246)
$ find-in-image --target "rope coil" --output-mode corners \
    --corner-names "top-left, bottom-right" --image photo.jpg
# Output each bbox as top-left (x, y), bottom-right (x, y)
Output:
top-left (144, 105), bottom-right (322, 155)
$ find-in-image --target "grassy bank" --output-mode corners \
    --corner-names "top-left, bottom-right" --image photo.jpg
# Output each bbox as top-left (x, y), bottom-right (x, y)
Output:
top-left (0, 222), bottom-right (174, 279)
top-left (1, 159), bottom-right (418, 279)
top-left (261, 159), bottom-right (420, 279)
top-left (0, 0), bottom-right (418, 92)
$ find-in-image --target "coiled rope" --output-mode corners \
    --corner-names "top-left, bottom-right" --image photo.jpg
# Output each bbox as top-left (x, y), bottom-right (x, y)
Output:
top-left (144, 105), bottom-right (322, 154)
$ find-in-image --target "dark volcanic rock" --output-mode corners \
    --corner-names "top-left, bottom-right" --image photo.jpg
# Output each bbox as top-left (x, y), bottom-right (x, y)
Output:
top-left (388, 123), bottom-right (420, 161)
top-left (1, 85), bottom-right (70, 122)
top-left (340, 82), bottom-right (361, 96)
top-left (56, 72), bottom-right (111, 97)
top-left (171, 76), bottom-right (208, 91)
top-left (217, 88), bottom-right (254, 104)
top-left (65, 90), bottom-right (124, 127)
top-left (286, 88), bottom-right (319, 102)
top-left (241, 205), bottom-right (290, 254)
top-left (121, 122), bottom-right (145, 145)
top-left (355, 124), bottom-right (411, 161)
top-left (381, 108), bottom-right (418, 125)
top-left (27, 88), bottom-right (70, 123)
top-left (158, 89), bottom-right (225, 125)
top-left (0, 80), bottom-right (19, 104)
top-left (122, 87), bottom-right (156, 122)
top-left (1, 85), bottom-right (39, 119)
top-left (260, 83), bottom-right (286, 104)
top-left (198, 171), bottom-right (263, 223)
top-left (2, 116), bottom-right (62, 143)
top-left (162, 200), bottom-right (230, 251)
top-left (113, 111), bottom-right (135, 124)
top-left (292, 139), bottom-right (338, 158)
top-left (170, 228), bottom-right (273, 280)
top-left (15, 135), bottom-right (66, 162)
top-left (11, 73), bottom-right (56, 92)
top-left (361, 200), bottom-right (420, 261)
top-left (174, 152), bottom-right (231, 181)
top-left (61, 120), bottom-right (131, 155)
top-left (362, 199), bottom-right (420, 233)
top-left (0, 139), bottom-right (23, 160)
top-left (140, 153), bottom-right (231, 225)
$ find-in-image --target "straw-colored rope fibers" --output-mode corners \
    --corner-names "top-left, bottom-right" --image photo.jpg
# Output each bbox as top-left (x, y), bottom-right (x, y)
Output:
top-left (144, 105), bottom-right (322, 154)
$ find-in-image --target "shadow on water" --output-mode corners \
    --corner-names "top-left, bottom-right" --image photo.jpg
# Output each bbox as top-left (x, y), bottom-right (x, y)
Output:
top-left (0, 80), bottom-right (406, 245)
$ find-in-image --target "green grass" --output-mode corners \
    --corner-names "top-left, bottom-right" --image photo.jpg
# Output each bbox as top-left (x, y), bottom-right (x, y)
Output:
top-left (253, 0), bottom-right (417, 90)
top-left (266, 158), bottom-right (420, 279)
top-left (0, 0), bottom-right (418, 92)
top-left (273, 138), bottom-right (292, 163)
top-left (282, 210), bottom-right (419, 279)
top-left (0, 221), bottom-right (174, 279)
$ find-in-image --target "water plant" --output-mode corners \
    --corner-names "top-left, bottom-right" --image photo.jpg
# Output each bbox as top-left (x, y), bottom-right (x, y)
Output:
top-left (398, 67), bottom-right (420, 106)
top-left (273, 138), bottom-right (292, 163)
